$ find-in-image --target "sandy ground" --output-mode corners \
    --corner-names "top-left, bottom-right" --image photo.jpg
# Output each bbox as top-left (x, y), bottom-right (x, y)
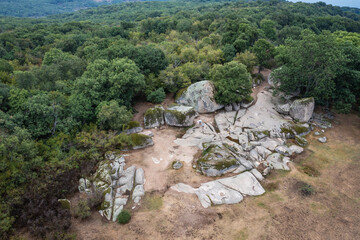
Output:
top-left (66, 71), bottom-right (360, 239)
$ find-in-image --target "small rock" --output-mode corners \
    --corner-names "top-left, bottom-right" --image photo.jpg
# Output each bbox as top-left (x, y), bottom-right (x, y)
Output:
top-left (295, 135), bottom-right (308, 147)
top-left (250, 169), bottom-right (264, 181)
top-left (318, 137), bottom-right (327, 143)
top-left (135, 168), bottom-right (145, 185)
top-left (275, 145), bottom-right (290, 156)
top-left (225, 104), bottom-right (233, 111)
top-left (314, 131), bottom-right (321, 136)
top-left (172, 161), bottom-right (183, 170)
top-left (232, 103), bottom-right (241, 111)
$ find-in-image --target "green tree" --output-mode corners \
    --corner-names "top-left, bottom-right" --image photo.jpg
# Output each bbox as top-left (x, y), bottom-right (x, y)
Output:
top-left (73, 58), bottom-right (145, 108)
top-left (222, 44), bottom-right (236, 62)
top-left (260, 19), bottom-right (277, 41)
top-left (146, 87), bottom-right (166, 104)
top-left (234, 51), bottom-right (258, 73)
top-left (210, 61), bottom-right (252, 104)
top-left (96, 100), bottom-right (132, 131)
top-left (252, 39), bottom-right (275, 72)
top-left (272, 31), bottom-right (346, 103)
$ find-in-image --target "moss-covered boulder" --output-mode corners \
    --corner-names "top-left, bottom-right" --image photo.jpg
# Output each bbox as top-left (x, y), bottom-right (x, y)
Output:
top-left (197, 144), bottom-right (240, 177)
top-left (58, 199), bottom-right (71, 210)
top-left (295, 135), bottom-right (308, 147)
top-left (144, 105), bottom-right (165, 129)
top-left (164, 105), bottom-right (197, 127)
top-left (289, 97), bottom-right (315, 122)
top-left (175, 80), bottom-right (224, 113)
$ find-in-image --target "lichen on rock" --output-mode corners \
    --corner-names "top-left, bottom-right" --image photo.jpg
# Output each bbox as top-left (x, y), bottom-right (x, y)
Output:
top-left (144, 105), bottom-right (165, 129)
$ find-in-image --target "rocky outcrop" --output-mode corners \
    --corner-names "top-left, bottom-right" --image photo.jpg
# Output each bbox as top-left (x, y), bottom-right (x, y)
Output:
top-left (164, 105), bottom-right (197, 127)
top-left (175, 80), bottom-right (223, 113)
top-left (275, 103), bottom-right (290, 115)
top-left (289, 97), bottom-right (315, 122)
top-left (171, 171), bottom-right (265, 208)
top-left (144, 105), bottom-right (165, 129)
top-left (77, 154), bottom-right (145, 222)
top-left (172, 88), bottom-right (313, 208)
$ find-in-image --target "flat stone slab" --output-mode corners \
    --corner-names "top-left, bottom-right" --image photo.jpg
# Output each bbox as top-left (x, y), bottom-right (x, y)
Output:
top-left (171, 171), bottom-right (264, 208)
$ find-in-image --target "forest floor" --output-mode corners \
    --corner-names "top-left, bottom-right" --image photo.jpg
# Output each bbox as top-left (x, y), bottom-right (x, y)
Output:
top-left (68, 71), bottom-right (360, 240)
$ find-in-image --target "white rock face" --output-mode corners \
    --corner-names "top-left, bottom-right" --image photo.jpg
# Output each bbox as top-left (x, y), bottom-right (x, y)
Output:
top-left (176, 80), bottom-right (224, 113)
top-left (289, 97), bottom-right (315, 122)
top-left (78, 154), bottom-right (145, 222)
top-left (171, 171), bottom-right (264, 208)
top-left (164, 105), bottom-right (197, 127)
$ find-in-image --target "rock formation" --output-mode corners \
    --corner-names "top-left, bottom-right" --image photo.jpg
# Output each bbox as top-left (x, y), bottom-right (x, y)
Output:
top-left (78, 154), bottom-right (145, 221)
top-left (164, 105), bottom-right (197, 127)
top-left (289, 97), bottom-right (315, 122)
top-left (175, 80), bottom-right (223, 113)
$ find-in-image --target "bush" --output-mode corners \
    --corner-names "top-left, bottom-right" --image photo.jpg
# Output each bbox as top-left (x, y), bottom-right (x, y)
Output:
top-left (117, 210), bottom-right (131, 224)
top-left (147, 87), bottom-right (166, 104)
top-left (298, 181), bottom-right (315, 196)
top-left (74, 200), bottom-right (91, 220)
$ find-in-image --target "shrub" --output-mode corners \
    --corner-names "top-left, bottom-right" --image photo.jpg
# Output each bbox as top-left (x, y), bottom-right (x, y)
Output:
top-left (117, 210), bottom-right (131, 224)
top-left (74, 200), bottom-right (91, 220)
top-left (298, 181), bottom-right (315, 196)
top-left (147, 87), bottom-right (166, 104)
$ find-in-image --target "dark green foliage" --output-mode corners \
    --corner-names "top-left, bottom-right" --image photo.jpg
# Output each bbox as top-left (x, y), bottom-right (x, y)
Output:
top-left (147, 88), bottom-right (166, 104)
top-left (117, 210), bottom-right (131, 224)
top-left (221, 44), bottom-right (236, 62)
top-left (96, 100), bottom-right (133, 131)
top-left (210, 61), bottom-right (252, 105)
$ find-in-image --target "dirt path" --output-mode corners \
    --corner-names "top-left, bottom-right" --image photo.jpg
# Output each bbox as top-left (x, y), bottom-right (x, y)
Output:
top-left (251, 68), bottom-right (271, 105)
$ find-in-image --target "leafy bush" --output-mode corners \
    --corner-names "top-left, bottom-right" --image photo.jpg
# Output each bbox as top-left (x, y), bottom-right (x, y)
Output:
top-left (146, 87), bottom-right (166, 103)
top-left (117, 210), bottom-right (131, 224)
top-left (74, 200), bottom-right (91, 220)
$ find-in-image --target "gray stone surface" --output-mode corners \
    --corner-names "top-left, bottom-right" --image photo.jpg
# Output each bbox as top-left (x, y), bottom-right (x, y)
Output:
top-left (176, 80), bottom-right (224, 113)
top-left (318, 137), bottom-right (327, 143)
top-left (172, 161), bottom-right (183, 169)
top-left (164, 105), bottom-right (197, 127)
top-left (144, 105), bottom-right (165, 129)
top-left (289, 97), bottom-right (315, 122)
top-left (135, 168), bottom-right (145, 185)
top-left (275, 103), bottom-right (290, 115)
top-left (172, 171), bottom-right (264, 208)
top-left (266, 153), bottom-right (290, 171)
top-left (78, 154), bottom-right (146, 222)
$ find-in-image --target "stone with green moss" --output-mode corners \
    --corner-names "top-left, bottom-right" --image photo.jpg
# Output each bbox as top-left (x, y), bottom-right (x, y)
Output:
top-left (197, 144), bottom-right (240, 177)
top-left (164, 105), bottom-right (197, 127)
top-left (58, 199), bottom-right (71, 210)
top-left (144, 105), bottom-right (165, 129)
top-left (295, 135), bottom-right (308, 147)
top-left (130, 133), bottom-right (154, 150)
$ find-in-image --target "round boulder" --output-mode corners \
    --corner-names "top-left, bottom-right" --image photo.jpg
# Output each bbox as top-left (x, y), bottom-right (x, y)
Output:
top-left (176, 80), bottom-right (223, 113)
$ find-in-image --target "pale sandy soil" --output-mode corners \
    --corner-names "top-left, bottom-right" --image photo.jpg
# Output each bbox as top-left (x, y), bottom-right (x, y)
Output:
top-left (65, 70), bottom-right (360, 239)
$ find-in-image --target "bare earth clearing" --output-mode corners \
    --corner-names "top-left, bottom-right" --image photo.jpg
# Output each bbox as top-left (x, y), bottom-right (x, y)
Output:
top-left (69, 73), bottom-right (360, 240)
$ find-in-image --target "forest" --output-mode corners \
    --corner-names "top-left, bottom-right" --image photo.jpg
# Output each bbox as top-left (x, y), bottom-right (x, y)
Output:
top-left (0, 0), bottom-right (359, 239)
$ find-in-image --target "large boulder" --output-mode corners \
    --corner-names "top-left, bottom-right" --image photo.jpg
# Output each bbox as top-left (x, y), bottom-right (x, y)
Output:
top-left (176, 80), bottom-right (223, 113)
top-left (164, 105), bottom-right (197, 127)
top-left (289, 97), bottom-right (315, 122)
top-left (144, 105), bottom-right (165, 129)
